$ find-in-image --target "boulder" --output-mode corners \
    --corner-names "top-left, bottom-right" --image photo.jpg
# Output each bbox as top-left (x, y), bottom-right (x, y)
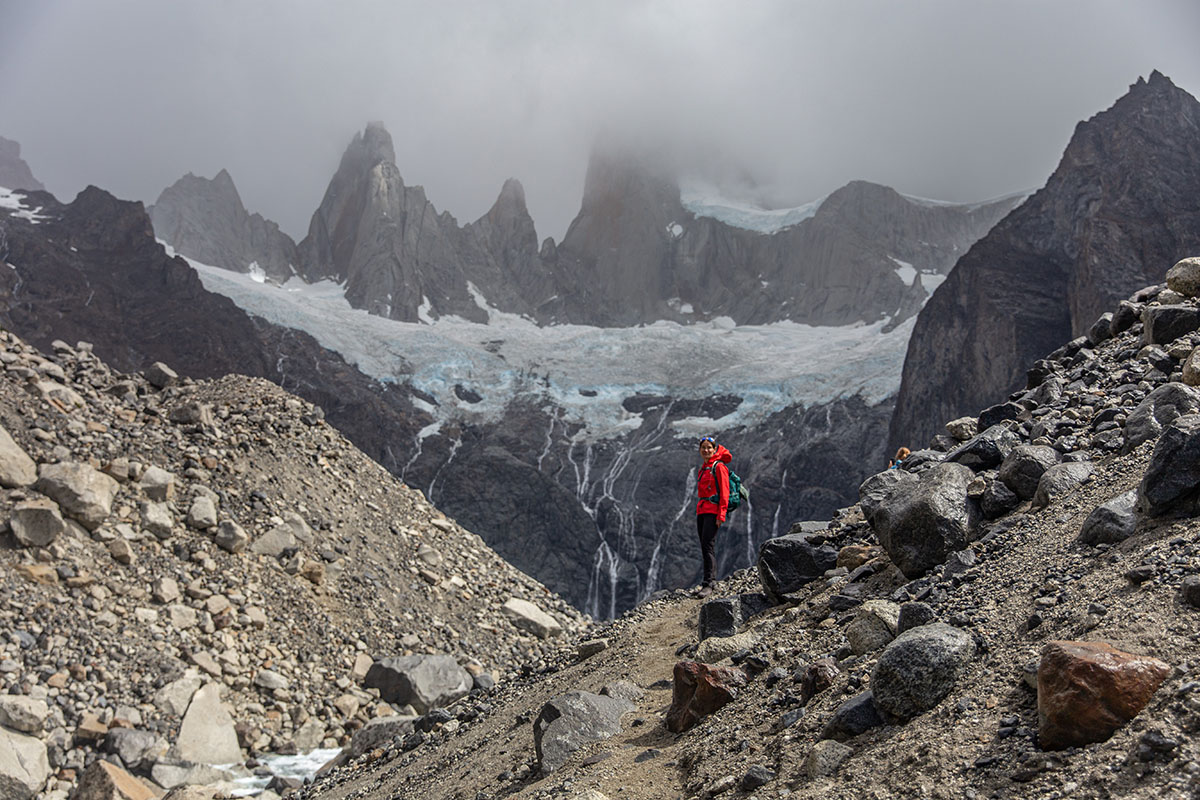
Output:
top-left (0, 726), bottom-right (50, 800)
top-left (0, 423), bottom-right (36, 488)
top-left (364, 655), bottom-right (473, 714)
top-left (698, 593), bottom-right (772, 641)
top-left (154, 671), bottom-right (202, 717)
top-left (33, 461), bottom-right (119, 530)
top-left (150, 761), bottom-right (232, 790)
top-left (1110, 300), bottom-right (1143, 336)
top-left (1086, 312), bottom-right (1114, 346)
top-left (1037, 640), bottom-right (1170, 750)
top-left (896, 602), bottom-right (936, 634)
top-left (501, 597), bottom-right (563, 639)
top-left (870, 463), bottom-right (978, 579)
top-left (820, 690), bottom-right (886, 741)
top-left (696, 631), bottom-right (759, 665)
top-left (799, 658), bottom-right (841, 705)
top-left (858, 470), bottom-right (918, 525)
top-left (870, 623), bottom-right (975, 721)
top-left (1184, 348), bottom-right (1200, 387)
top-left (1166, 256), bottom-right (1200, 298)
top-left (534, 690), bottom-right (633, 773)
top-left (1138, 414), bottom-right (1200, 516)
top-left (105, 727), bottom-right (166, 772)
top-left (756, 533), bottom-right (839, 600)
top-left (1032, 461), bottom-right (1094, 509)
top-left (806, 739), bottom-right (853, 778)
top-left (10, 498), bottom-right (65, 547)
top-left (944, 417), bottom-right (978, 442)
top-left (249, 523), bottom-right (295, 557)
top-left (1124, 382), bottom-right (1200, 450)
top-left (345, 715), bottom-right (417, 759)
top-left (1142, 304), bottom-right (1200, 346)
top-left (944, 424), bottom-right (1019, 471)
top-left (977, 401), bottom-right (1022, 430)
top-left (845, 600), bottom-right (900, 655)
top-left (171, 683), bottom-right (241, 765)
top-left (665, 661), bottom-right (746, 733)
top-left (186, 496), bottom-right (217, 530)
top-left (213, 520), bottom-right (248, 553)
top-left (0, 695), bottom-right (50, 734)
top-left (980, 477), bottom-right (1020, 519)
top-left (998, 445), bottom-right (1061, 500)
top-left (145, 361), bottom-right (178, 388)
top-left (1077, 490), bottom-right (1139, 544)
top-left (141, 501), bottom-right (173, 539)
top-left (138, 466), bottom-right (175, 501)
top-left (72, 759), bottom-right (156, 800)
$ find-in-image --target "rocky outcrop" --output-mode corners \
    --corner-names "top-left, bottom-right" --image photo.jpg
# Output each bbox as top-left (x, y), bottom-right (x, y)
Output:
top-left (149, 170), bottom-right (298, 282)
top-left (296, 122), bottom-right (558, 322)
top-left (892, 71), bottom-right (1200, 449)
top-left (548, 146), bottom-right (1019, 327)
top-left (0, 136), bottom-right (44, 192)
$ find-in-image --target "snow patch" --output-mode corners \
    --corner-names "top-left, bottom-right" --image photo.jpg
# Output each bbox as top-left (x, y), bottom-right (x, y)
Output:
top-left (247, 261), bottom-right (266, 283)
top-left (0, 187), bottom-right (48, 223)
top-left (666, 222), bottom-right (683, 238)
top-left (890, 257), bottom-right (917, 285)
top-left (680, 179), bottom-right (824, 234)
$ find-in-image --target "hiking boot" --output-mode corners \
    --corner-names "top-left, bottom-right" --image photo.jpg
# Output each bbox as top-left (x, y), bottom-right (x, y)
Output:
top-left (697, 584), bottom-right (713, 598)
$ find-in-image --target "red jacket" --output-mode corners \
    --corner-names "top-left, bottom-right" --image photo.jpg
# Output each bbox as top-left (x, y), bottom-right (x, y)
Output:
top-left (696, 445), bottom-right (732, 523)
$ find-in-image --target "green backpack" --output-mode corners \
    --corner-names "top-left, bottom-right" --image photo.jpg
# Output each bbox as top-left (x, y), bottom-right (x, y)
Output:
top-left (705, 464), bottom-right (749, 513)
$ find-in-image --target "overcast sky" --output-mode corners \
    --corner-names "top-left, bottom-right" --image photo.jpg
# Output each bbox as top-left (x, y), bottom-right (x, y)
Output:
top-left (2, 0), bottom-right (1197, 242)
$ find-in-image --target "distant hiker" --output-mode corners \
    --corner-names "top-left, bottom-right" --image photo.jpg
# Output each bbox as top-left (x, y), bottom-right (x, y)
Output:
top-left (695, 436), bottom-right (731, 597)
top-left (889, 447), bottom-right (911, 470)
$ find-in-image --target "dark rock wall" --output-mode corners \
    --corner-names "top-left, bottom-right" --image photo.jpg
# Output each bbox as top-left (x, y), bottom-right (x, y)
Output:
top-left (891, 71), bottom-right (1200, 450)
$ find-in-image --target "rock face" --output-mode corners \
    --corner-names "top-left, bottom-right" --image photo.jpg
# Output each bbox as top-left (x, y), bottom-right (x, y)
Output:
top-left (1037, 640), bottom-right (1170, 750)
top-left (149, 170), bottom-right (299, 282)
top-left (0, 136), bottom-right (44, 192)
top-left (892, 71), bottom-right (1200, 449)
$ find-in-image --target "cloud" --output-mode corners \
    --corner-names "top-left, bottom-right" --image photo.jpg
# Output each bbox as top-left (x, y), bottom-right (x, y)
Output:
top-left (1, 0), bottom-right (1197, 241)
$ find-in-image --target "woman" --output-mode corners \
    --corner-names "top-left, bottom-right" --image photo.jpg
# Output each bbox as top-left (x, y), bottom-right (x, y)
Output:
top-left (888, 447), bottom-right (911, 470)
top-left (695, 436), bottom-right (731, 597)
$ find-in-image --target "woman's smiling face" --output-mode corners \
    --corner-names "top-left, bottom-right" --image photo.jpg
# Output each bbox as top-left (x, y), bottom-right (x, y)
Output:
top-left (699, 440), bottom-right (716, 459)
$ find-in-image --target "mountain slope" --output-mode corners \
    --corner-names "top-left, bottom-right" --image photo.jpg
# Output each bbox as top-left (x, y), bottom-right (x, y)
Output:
top-left (0, 136), bottom-right (44, 192)
top-left (891, 71), bottom-right (1200, 449)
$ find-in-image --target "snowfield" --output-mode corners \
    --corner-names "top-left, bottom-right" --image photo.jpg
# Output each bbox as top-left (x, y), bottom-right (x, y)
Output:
top-left (170, 245), bottom-right (912, 441)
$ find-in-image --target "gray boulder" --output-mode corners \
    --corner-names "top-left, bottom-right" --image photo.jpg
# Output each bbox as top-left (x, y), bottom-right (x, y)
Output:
top-left (820, 690), bottom-right (885, 741)
top-left (249, 524), bottom-right (296, 557)
top-left (870, 463), bottom-right (978, 579)
top-left (0, 696), bottom-right (50, 734)
top-left (501, 597), bottom-right (563, 639)
top-left (142, 501), bottom-right (174, 539)
top-left (1033, 461), bottom-right (1094, 509)
top-left (345, 715), bottom-right (417, 759)
top-left (756, 533), bottom-right (839, 600)
top-left (106, 727), bottom-right (167, 772)
top-left (534, 690), bottom-right (633, 774)
top-left (138, 466), bottom-right (176, 501)
top-left (1166, 257), bottom-right (1200, 298)
top-left (845, 600), bottom-right (900, 655)
top-left (145, 361), bottom-right (179, 388)
top-left (10, 498), bottom-right (65, 547)
top-left (186, 496), bottom-right (217, 530)
top-left (980, 478), bottom-right (1020, 519)
top-left (998, 445), bottom-right (1061, 500)
top-left (364, 655), bottom-right (473, 714)
top-left (171, 682), bottom-right (241, 765)
top-left (944, 424), bottom-right (1019, 471)
top-left (870, 623), bottom-right (975, 721)
top-left (33, 461), bottom-right (119, 530)
top-left (698, 593), bottom-right (773, 641)
top-left (0, 424), bottom-right (36, 488)
top-left (858, 470), bottom-right (917, 524)
top-left (1077, 490), bottom-right (1139, 544)
top-left (1138, 414), bottom-right (1200, 516)
top-left (0, 726), bottom-right (50, 800)
top-left (1087, 312), bottom-right (1114, 346)
top-left (1125, 382), bottom-right (1200, 450)
top-left (213, 520), bottom-right (248, 553)
top-left (1142, 304), bottom-right (1200, 346)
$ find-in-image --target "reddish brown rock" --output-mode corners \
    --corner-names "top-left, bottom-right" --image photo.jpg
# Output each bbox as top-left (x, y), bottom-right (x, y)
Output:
top-left (800, 658), bottom-right (841, 705)
top-left (1038, 640), bottom-right (1170, 750)
top-left (836, 545), bottom-right (877, 570)
top-left (665, 661), bottom-right (746, 733)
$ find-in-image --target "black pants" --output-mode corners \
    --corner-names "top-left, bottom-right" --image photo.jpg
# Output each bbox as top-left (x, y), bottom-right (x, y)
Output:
top-left (696, 513), bottom-right (718, 586)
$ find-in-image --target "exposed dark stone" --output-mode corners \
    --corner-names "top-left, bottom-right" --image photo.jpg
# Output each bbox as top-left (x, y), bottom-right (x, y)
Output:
top-left (757, 534), bottom-right (839, 601)
top-left (820, 691), bottom-right (886, 741)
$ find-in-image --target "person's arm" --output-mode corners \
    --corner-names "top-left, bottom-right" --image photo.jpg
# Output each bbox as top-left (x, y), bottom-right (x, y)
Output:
top-left (716, 462), bottom-right (730, 524)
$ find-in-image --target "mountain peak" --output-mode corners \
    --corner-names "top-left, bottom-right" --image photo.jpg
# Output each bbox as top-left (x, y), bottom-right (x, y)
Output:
top-left (347, 121), bottom-right (396, 169)
top-left (0, 135), bottom-right (45, 192)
